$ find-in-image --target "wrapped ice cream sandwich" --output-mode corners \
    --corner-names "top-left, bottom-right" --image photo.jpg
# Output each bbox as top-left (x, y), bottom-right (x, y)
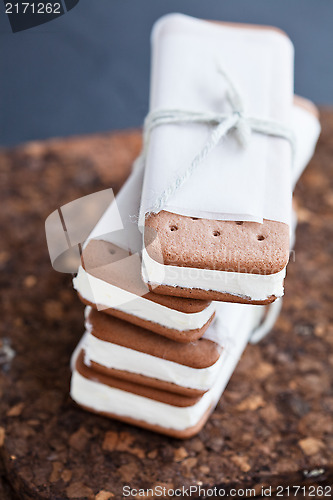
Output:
top-left (73, 166), bottom-right (215, 342)
top-left (70, 302), bottom-right (263, 439)
top-left (139, 15), bottom-right (309, 304)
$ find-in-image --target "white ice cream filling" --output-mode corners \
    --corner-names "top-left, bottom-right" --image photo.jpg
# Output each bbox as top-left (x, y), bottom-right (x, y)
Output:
top-left (73, 266), bottom-right (215, 332)
top-left (142, 247), bottom-right (286, 302)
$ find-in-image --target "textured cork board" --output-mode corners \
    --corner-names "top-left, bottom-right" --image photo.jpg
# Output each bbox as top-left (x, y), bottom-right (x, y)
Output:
top-left (0, 113), bottom-right (332, 499)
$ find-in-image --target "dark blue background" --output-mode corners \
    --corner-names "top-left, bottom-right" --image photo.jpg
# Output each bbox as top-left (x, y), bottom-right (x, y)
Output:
top-left (0, 0), bottom-right (332, 146)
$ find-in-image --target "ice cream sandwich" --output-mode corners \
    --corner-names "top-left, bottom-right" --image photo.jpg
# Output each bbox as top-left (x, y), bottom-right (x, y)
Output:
top-left (74, 239), bottom-right (215, 342)
top-left (72, 302), bottom-right (263, 397)
top-left (70, 303), bottom-right (263, 438)
top-left (139, 15), bottom-right (308, 304)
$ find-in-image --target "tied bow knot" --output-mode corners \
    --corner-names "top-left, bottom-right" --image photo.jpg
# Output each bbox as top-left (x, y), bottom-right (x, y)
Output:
top-left (221, 65), bottom-right (252, 148)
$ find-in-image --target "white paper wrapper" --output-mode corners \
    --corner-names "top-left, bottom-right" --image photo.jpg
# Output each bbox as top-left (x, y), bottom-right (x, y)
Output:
top-left (139, 14), bottom-right (294, 226)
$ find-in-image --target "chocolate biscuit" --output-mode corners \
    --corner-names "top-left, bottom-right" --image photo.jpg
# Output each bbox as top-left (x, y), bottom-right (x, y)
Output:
top-left (87, 307), bottom-right (221, 369)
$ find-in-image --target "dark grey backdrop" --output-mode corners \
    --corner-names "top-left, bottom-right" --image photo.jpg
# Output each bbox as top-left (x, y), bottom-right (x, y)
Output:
top-left (0, 0), bottom-right (332, 146)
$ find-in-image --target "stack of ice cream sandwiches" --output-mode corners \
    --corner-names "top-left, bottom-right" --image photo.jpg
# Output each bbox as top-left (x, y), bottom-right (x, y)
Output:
top-left (70, 14), bottom-right (320, 438)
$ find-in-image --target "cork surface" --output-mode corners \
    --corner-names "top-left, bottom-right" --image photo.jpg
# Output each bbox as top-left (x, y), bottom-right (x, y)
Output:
top-left (1, 115), bottom-right (333, 499)
top-left (87, 307), bottom-right (222, 369)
